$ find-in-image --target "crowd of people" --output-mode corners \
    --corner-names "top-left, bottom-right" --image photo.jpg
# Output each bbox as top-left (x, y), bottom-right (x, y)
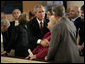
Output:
top-left (1, 4), bottom-right (84, 63)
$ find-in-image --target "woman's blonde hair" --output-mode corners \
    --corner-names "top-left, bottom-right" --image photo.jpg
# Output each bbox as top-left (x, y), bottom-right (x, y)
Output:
top-left (49, 15), bottom-right (57, 26)
top-left (18, 13), bottom-right (28, 25)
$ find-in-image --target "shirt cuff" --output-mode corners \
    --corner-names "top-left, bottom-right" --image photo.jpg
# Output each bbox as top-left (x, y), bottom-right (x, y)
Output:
top-left (37, 39), bottom-right (42, 44)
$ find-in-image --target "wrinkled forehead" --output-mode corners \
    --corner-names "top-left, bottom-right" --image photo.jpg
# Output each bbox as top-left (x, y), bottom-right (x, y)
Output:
top-left (37, 7), bottom-right (45, 12)
top-left (13, 9), bottom-right (21, 14)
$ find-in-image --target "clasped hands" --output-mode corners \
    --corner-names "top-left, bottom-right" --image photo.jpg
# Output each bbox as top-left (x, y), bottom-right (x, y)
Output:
top-left (40, 39), bottom-right (49, 47)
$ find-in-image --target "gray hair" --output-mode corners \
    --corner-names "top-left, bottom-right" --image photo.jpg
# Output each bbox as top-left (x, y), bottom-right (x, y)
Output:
top-left (12, 9), bottom-right (21, 14)
top-left (52, 5), bottom-right (65, 17)
top-left (34, 4), bottom-right (45, 13)
top-left (1, 19), bottom-right (10, 28)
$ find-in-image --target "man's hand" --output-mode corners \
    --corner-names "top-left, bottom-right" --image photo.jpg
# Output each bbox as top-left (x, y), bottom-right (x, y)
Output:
top-left (29, 55), bottom-right (36, 60)
top-left (45, 56), bottom-right (48, 61)
top-left (78, 44), bottom-right (84, 51)
top-left (25, 55), bottom-right (30, 59)
top-left (40, 39), bottom-right (49, 47)
top-left (1, 51), bottom-right (7, 56)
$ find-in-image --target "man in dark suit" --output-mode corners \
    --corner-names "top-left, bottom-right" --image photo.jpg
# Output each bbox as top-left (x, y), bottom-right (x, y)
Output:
top-left (46, 5), bottom-right (80, 63)
top-left (77, 5), bottom-right (84, 56)
top-left (27, 4), bottom-right (49, 51)
top-left (8, 9), bottom-right (21, 40)
top-left (1, 12), bottom-right (10, 52)
top-left (1, 9), bottom-right (21, 56)
top-left (70, 6), bottom-right (82, 37)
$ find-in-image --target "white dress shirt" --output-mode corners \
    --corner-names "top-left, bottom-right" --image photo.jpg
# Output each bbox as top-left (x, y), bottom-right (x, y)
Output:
top-left (71, 17), bottom-right (79, 22)
top-left (15, 20), bottom-right (19, 26)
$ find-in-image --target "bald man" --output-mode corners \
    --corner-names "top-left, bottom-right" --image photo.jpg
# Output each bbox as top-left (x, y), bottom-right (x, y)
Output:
top-left (70, 6), bottom-right (82, 37)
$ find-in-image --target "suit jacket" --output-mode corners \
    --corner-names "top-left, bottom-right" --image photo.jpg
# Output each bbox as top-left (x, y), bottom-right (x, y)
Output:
top-left (73, 17), bottom-right (82, 37)
top-left (2, 30), bottom-right (10, 51)
top-left (47, 17), bottom-right (80, 63)
top-left (27, 17), bottom-right (49, 50)
top-left (6, 24), bottom-right (29, 57)
top-left (8, 21), bottom-right (16, 40)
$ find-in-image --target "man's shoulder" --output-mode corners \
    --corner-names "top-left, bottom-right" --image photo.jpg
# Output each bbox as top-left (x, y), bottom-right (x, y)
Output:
top-left (75, 17), bottom-right (82, 22)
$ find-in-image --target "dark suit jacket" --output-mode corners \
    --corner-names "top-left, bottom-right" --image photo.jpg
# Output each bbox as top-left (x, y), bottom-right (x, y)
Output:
top-left (47, 17), bottom-right (80, 63)
top-left (8, 21), bottom-right (15, 40)
top-left (73, 17), bottom-right (82, 37)
top-left (2, 21), bottom-right (15, 51)
top-left (6, 24), bottom-right (29, 57)
top-left (27, 17), bottom-right (49, 50)
top-left (2, 30), bottom-right (10, 51)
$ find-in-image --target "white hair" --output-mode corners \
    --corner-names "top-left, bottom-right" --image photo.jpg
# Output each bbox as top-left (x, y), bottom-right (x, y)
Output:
top-left (34, 4), bottom-right (45, 13)
top-left (1, 19), bottom-right (10, 28)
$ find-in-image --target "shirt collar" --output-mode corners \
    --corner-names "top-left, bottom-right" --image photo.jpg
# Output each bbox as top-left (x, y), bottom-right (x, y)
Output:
top-left (71, 16), bottom-right (79, 22)
top-left (36, 18), bottom-right (44, 24)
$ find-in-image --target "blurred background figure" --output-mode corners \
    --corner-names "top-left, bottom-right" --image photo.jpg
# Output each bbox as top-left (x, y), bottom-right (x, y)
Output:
top-left (28, 10), bottom-right (35, 21)
top-left (77, 5), bottom-right (84, 56)
top-left (70, 6), bottom-right (82, 37)
top-left (1, 19), bottom-right (10, 53)
top-left (46, 9), bottom-right (53, 20)
top-left (1, 13), bottom-right (29, 58)
top-left (1, 12), bottom-right (6, 20)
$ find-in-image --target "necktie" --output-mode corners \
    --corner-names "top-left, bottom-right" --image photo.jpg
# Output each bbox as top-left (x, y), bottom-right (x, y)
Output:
top-left (40, 21), bottom-right (43, 35)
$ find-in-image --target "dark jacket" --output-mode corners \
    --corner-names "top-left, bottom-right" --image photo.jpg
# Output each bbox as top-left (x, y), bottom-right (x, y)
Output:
top-left (73, 17), bottom-right (82, 37)
top-left (27, 17), bottom-right (49, 51)
top-left (2, 30), bottom-right (9, 51)
top-left (6, 24), bottom-right (29, 57)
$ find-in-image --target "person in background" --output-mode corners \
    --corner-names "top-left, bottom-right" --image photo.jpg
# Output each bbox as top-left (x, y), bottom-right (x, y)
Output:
top-left (1, 19), bottom-right (10, 53)
top-left (28, 10), bottom-right (35, 21)
top-left (1, 12), bottom-right (10, 55)
top-left (1, 9), bottom-right (21, 56)
top-left (1, 12), bottom-right (6, 20)
top-left (8, 9), bottom-right (21, 38)
top-left (27, 4), bottom-right (49, 51)
top-left (46, 5), bottom-right (80, 63)
top-left (25, 15), bottom-right (57, 61)
top-left (47, 9), bottom-right (53, 20)
top-left (77, 5), bottom-right (84, 56)
top-left (70, 6), bottom-right (82, 37)
top-left (1, 13), bottom-right (29, 58)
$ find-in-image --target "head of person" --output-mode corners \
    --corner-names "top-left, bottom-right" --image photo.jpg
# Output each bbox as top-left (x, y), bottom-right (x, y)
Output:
top-left (12, 9), bottom-right (21, 20)
top-left (1, 19), bottom-right (10, 32)
top-left (1, 12), bottom-right (6, 20)
top-left (47, 15), bottom-right (57, 31)
top-left (47, 9), bottom-right (53, 20)
top-left (29, 10), bottom-right (35, 20)
top-left (52, 5), bottom-right (65, 21)
top-left (18, 13), bottom-right (28, 25)
top-left (70, 6), bottom-right (80, 19)
top-left (34, 4), bottom-right (45, 21)
top-left (81, 5), bottom-right (84, 20)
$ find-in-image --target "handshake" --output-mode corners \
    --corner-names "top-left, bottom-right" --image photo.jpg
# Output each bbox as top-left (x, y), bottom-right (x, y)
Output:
top-left (40, 39), bottom-right (49, 47)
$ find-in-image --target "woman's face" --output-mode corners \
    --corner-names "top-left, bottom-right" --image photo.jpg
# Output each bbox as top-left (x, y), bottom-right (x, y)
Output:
top-left (47, 16), bottom-right (56, 31)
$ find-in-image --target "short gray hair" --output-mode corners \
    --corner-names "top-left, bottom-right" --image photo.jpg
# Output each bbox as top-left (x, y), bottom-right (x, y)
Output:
top-left (52, 5), bottom-right (65, 17)
top-left (1, 19), bottom-right (10, 28)
top-left (12, 9), bottom-right (21, 14)
top-left (34, 4), bottom-right (45, 13)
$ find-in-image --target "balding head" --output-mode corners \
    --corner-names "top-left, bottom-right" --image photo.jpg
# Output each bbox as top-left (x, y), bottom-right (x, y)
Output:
top-left (12, 9), bottom-right (21, 20)
top-left (70, 6), bottom-right (80, 19)
top-left (71, 6), bottom-right (80, 12)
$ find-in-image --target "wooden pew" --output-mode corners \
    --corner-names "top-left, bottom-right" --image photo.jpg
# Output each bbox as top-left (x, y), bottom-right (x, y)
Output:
top-left (1, 56), bottom-right (48, 63)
